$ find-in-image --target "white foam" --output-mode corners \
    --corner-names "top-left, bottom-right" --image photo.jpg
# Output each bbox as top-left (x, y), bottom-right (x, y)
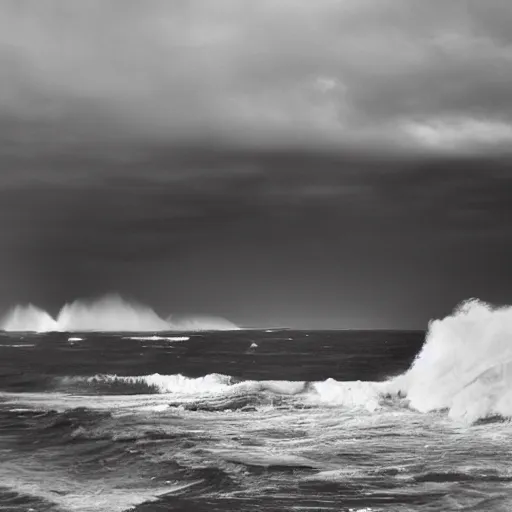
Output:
top-left (68, 337), bottom-right (83, 341)
top-left (260, 380), bottom-right (306, 395)
top-left (124, 336), bottom-right (190, 341)
top-left (0, 344), bottom-right (36, 348)
top-left (387, 299), bottom-right (512, 421)
top-left (144, 373), bottom-right (235, 394)
top-left (0, 391), bottom-right (177, 413)
top-left (304, 468), bottom-right (363, 481)
top-left (124, 374), bottom-right (310, 397)
top-left (57, 374), bottom-right (310, 401)
top-left (309, 378), bottom-right (383, 411)
top-left (93, 373), bottom-right (234, 395)
top-left (0, 466), bottom-right (202, 512)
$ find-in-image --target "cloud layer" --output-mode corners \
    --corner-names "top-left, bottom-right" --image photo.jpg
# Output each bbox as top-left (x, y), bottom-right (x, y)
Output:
top-left (2, 0), bottom-right (512, 154)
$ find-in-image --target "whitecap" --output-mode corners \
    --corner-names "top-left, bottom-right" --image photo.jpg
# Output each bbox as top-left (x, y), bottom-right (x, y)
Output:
top-left (385, 299), bottom-right (512, 421)
top-left (124, 336), bottom-right (190, 341)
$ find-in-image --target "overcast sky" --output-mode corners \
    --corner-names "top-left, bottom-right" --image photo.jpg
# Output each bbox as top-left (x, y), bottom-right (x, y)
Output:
top-left (1, 1), bottom-right (512, 328)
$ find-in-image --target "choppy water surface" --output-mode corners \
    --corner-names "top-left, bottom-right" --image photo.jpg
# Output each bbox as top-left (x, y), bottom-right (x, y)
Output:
top-left (1, 302), bottom-right (512, 511)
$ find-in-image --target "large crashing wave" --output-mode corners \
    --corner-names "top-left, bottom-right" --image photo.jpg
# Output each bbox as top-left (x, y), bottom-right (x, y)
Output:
top-left (57, 296), bottom-right (170, 332)
top-left (7, 296), bottom-right (512, 422)
top-left (1, 294), bottom-right (239, 332)
top-left (2, 304), bottom-right (59, 332)
top-left (386, 299), bottom-right (512, 421)
top-left (97, 298), bottom-right (512, 422)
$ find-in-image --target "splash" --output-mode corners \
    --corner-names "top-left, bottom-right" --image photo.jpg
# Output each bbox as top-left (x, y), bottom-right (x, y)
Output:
top-left (57, 295), bottom-right (170, 332)
top-left (1, 304), bottom-right (58, 332)
top-left (1, 294), bottom-right (239, 332)
top-left (167, 314), bottom-right (240, 331)
top-left (387, 299), bottom-right (512, 421)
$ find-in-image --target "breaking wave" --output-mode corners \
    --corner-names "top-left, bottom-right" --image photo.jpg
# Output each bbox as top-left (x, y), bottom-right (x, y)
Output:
top-left (55, 373), bottom-right (385, 412)
top-left (59, 298), bottom-right (512, 421)
top-left (122, 336), bottom-right (190, 341)
top-left (0, 294), bottom-right (239, 332)
top-left (385, 299), bottom-right (512, 421)
top-left (58, 373), bottom-right (309, 397)
top-left (5, 296), bottom-right (512, 423)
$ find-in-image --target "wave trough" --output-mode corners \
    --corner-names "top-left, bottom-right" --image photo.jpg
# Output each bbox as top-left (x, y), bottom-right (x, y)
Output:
top-left (1, 294), bottom-right (239, 332)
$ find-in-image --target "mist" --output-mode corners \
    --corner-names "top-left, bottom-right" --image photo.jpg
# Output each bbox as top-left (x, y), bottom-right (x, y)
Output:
top-left (1, 294), bottom-right (240, 332)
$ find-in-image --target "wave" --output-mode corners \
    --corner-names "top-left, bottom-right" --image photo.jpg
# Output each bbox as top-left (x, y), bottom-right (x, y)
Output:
top-left (58, 373), bottom-right (309, 396)
top-left (0, 294), bottom-right (239, 332)
top-left (67, 298), bottom-right (512, 421)
top-left (6, 296), bottom-right (511, 423)
top-left (123, 336), bottom-right (190, 341)
top-left (55, 373), bottom-right (386, 413)
top-left (385, 299), bottom-right (512, 421)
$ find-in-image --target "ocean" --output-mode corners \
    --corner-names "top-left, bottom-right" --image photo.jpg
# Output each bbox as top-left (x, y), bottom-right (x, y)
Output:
top-left (1, 299), bottom-right (511, 511)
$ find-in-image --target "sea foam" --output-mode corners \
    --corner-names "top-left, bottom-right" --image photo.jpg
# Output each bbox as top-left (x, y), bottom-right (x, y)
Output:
top-left (386, 299), bottom-right (512, 421)
top-left (58, 373), bottom-right (308, 399)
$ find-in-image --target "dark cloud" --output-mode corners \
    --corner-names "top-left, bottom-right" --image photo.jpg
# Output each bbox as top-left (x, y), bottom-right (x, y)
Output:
top-left (1, 2), bottom-right (512, 327)
top-left (1, 0), bottom-right (512, 153)
top-left (0, 149), bottom-right (511, 327)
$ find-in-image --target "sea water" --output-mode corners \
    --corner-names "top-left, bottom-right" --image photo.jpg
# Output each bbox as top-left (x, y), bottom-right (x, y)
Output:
top-left (0, 299), bottom-right (511, 511)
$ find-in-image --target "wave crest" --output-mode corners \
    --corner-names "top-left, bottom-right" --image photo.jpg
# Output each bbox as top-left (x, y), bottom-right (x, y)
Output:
top-left (387, 299), bottom-right (512, 421)
top-left (59, 373), bottom-right (309, 397)
top-left (1, 294), bottom-right (239, 332)
top-left (55, 373), bottom-right (387, 415)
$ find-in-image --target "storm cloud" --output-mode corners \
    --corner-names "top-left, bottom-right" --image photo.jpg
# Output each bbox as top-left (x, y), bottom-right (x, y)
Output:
top-left (1, 147), bottom-right (511, 328)
top-left (2, 0), bottom-right (512, 156)
top-left (1, 2), bottom-right (512, 328)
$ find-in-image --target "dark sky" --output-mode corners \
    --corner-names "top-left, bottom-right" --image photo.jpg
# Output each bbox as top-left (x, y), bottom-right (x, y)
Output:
top-left (1, 1), bottom-right (512, 328)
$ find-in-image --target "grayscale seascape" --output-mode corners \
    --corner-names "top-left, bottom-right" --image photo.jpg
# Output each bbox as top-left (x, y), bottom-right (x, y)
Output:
top-left (1, 299), bottom-right (512, 511)
top-left (1, 2), bottom-right (512, 511)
